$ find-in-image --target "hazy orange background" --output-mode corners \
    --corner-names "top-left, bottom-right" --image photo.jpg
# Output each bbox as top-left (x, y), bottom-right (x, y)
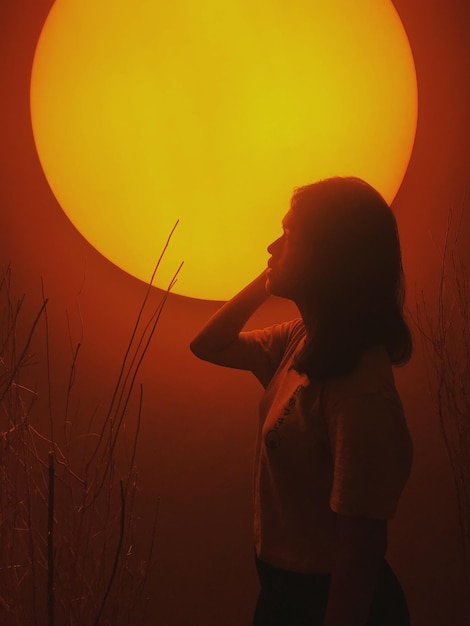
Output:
top-left (1, 1), bottom-right (470, 624)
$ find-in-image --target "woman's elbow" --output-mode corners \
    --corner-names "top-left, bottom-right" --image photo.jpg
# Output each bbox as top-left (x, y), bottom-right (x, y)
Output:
top-left (189, 338), bottom-right (206, 360)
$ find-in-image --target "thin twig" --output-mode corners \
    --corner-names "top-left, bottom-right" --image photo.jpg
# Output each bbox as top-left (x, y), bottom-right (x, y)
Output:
top-left (47, 452), bottom-right (55, 626)
top-left (0, 298), bottom-right (48, 406)
top-left (87, 260), bottom-right (183, 505)
top-left (125, 385), bottom-right (143, 496)
top-left (93, 481), bottom-right (126, 626)
top-left (87, 221), bottom-right (180, 470)
top-left (41, 280), bottom-right (55, 451)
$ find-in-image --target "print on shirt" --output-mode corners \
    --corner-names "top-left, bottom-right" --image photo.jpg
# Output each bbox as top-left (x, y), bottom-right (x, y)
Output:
top-left (264, 384), bottom-right (304, 449)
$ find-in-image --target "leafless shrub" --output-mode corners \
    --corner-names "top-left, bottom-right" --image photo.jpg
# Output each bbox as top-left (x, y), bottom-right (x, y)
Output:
top-left (413, 204), bottom-right (470, 605)
top-left (0, 224), bottom-right (182, 625)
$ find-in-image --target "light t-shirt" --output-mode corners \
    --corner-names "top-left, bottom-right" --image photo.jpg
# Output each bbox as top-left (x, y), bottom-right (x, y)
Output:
top-left (241, 318), bottom-right (413, 574)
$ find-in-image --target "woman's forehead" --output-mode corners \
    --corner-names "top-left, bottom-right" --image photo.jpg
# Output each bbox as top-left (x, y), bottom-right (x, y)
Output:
top-left (282, 208), bottom-right (316, 233)
top-left (282, 209), bottom-right (296, 229)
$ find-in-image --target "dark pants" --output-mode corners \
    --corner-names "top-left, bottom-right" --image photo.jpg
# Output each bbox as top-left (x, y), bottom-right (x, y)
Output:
top-left (253, 557), bottom-right (410, 626)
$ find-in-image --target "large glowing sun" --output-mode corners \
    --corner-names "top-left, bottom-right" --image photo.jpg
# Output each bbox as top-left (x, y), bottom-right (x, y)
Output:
top-left (30, 0), bottom-right (417, 301)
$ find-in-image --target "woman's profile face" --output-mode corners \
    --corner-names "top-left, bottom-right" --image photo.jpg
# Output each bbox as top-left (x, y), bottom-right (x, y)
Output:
top-left (266, 208), bottom-right (318, 301)
top-left (267, 178), bottom-right (401, 311)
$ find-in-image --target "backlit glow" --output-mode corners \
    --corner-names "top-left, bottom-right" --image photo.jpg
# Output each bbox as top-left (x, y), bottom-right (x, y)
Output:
top-left (30, 0), bottom-right (418, 300)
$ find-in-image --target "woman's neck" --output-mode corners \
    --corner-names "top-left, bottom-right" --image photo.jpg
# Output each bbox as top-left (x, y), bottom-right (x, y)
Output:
top-left (295, 298), bottom-right (317, 341)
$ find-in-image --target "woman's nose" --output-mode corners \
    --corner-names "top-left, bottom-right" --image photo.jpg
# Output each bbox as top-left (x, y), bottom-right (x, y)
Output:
top-left (267, 236), bottom-right (282, 254)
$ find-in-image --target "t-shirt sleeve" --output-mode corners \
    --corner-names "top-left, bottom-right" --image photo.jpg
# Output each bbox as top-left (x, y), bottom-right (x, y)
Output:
top-left (239, 320), bottom-right (301, 388)
top-left (326, 392), bottom-right (413, 520)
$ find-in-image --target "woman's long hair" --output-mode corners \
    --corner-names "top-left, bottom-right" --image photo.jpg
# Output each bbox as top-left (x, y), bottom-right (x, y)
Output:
top-left (291, 177), bottom-right (412, 380)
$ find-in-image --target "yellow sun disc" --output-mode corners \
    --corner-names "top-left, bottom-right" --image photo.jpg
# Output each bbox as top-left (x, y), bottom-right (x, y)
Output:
top-left (30, 0), bottom-right (417, 301)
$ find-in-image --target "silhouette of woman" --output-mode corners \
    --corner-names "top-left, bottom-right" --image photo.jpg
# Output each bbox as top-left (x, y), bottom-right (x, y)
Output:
top-left (191, 177), bottom-right (412, 626)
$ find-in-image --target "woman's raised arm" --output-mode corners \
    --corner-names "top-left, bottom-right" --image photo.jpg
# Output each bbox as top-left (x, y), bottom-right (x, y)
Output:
top-left (189, 270), bottom-right (270, 369)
